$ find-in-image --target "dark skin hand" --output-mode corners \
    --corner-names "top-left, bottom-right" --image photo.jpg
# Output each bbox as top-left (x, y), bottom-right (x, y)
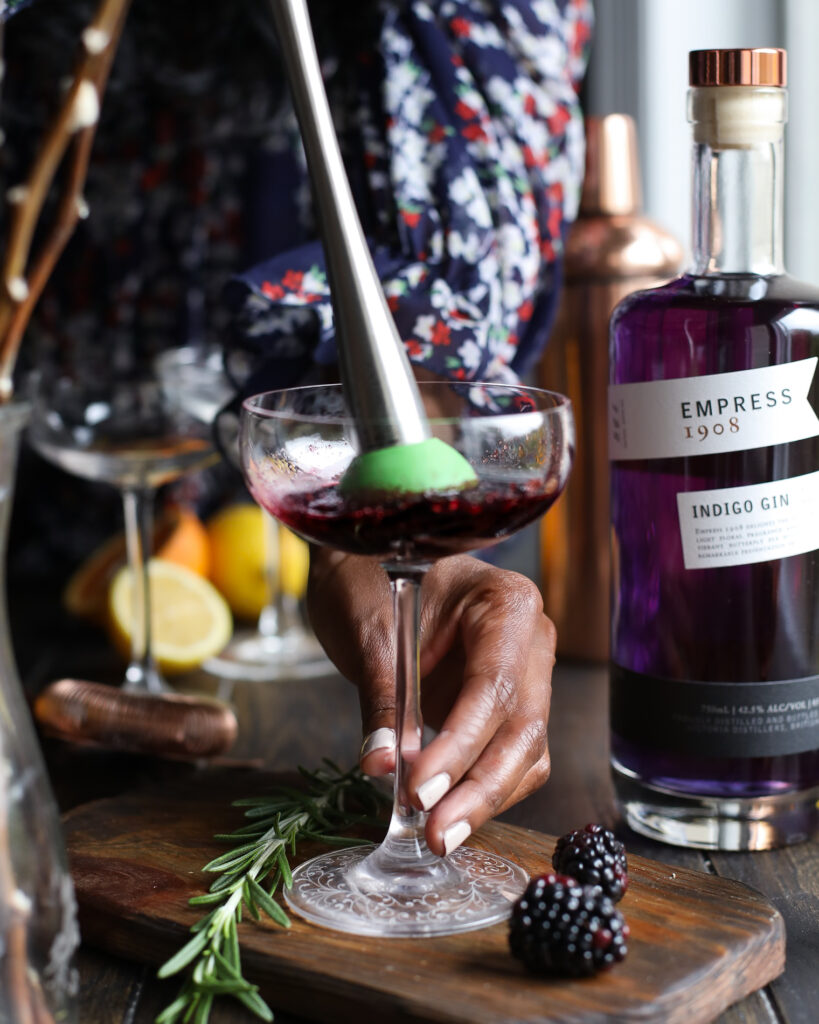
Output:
top-left (307, 548), bottom-right (556, 857)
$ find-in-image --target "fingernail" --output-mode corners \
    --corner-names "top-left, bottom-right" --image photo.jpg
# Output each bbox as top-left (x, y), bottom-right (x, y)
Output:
top-left (360, 727), bottom-right (396, 759)
top-left (443, 820), bottom-right (471, 856)
top-left (416, 771), bottom-right (451, 811)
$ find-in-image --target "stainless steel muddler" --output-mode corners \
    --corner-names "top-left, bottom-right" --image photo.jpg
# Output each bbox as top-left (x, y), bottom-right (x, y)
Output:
top-left (269, 0), bottom-right (428, 453)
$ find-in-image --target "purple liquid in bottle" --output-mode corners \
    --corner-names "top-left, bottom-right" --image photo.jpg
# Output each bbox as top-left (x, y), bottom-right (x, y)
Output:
top-left (610, 275), bottom-right (819, 797)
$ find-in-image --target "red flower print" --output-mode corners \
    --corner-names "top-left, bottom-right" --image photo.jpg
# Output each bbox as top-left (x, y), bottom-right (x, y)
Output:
top-left (388, 295), bottom-right (400, 312)
top-left (462, 123), bottom-right (488, 143)
top-left (431, 321), bottom-right (452, 347)
top-left (140, 163), bottom-right (168, 191)
top-left (547, 106), bottom-right (571, 137)
top-left (546, 188), bottom-right (563, 239)
top-left (512, 394), bottom-right (537, 412)
top-left (429, 124), bottom-right (447, 143)
top-left (572, 17), bottom-right (592, 59)
top-left (455, 100), bottom-right (478, 121)
top-left (524, 94), bottom-right (537, 116)
top-left (406, 339), bottom-right (425, 357)
top-left (402, 210), bottom-right (421, 228)
top-left (451, 17), bottom-right (471, 37)
top-left (261, 281), bottom-right (285, 301)
top-left (282, 270), bottom-right (304, 292)
top-left (518, 300), bottom-right (534, 322)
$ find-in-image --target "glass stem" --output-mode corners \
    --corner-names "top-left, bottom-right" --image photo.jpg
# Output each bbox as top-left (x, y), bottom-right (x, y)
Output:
top-left (122, 487), bottom-right (165, 693)
top-left (257, 510), bottom-right (303, 639)
top-left (376, 565), bottom-right (438, 867)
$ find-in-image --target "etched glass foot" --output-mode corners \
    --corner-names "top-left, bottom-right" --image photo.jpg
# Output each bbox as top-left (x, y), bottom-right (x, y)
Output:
top-left (283, 844), bottom-right (528, 937)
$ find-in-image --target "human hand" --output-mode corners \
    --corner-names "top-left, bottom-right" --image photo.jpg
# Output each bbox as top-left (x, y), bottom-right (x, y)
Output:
top-left (307, 549), bottom-right (556, 857)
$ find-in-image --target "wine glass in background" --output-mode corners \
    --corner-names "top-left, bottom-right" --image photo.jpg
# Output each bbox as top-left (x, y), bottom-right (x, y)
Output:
top-left (241, 380), bottom-right (574, 937)
top-left (28, 365), bottom-right (218, 693)
top-left (154, 345), bottom-right (332, 682)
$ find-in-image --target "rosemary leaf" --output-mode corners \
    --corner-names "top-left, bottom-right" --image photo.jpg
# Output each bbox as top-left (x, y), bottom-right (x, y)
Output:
top-left (155, 993), bottom-right (190, 1024)
top-left (248, 877), bottom-right (291, 928)
top-left (188, 892), bottom-right (228, 908)
top-left (157, 929), bottom-right (210, 978)
top-left (155, 763), bottom-right (388, 1024)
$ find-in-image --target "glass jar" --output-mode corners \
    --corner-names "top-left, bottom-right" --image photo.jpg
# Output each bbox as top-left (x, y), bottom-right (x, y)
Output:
top-left (0, 402), bottom-right (78, 1023)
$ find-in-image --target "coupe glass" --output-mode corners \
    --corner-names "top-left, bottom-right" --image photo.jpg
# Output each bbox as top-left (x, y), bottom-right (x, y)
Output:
top-left (241, 381), bottom-right (574, 937)
top-left (154, 345), bottom-right (332, 682)
top-left (28, 367), bottom-right (218, 693)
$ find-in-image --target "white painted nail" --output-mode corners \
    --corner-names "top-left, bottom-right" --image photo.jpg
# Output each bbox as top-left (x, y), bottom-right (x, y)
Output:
top-left (417, 772), bottom-right (451, 811)
top-left (360, 727), bottom-right (396, 759)
top-left (443, 820), bottom-right (471, 856)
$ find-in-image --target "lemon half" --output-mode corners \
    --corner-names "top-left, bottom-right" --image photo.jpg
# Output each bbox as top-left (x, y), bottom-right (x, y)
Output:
top-left (108, 559), bottom-right (233, 675)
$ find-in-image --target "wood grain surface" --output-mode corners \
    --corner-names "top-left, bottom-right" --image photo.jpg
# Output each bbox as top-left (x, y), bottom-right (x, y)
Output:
top-left (63, 769), bottom-right (786, 1024)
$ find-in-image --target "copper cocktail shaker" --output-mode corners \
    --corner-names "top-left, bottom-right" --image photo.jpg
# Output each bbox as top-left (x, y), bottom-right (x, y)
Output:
top-left (538, 115), bottom-right (683, 662)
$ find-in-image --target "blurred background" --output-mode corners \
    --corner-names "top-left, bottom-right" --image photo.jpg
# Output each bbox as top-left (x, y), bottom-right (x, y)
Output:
top-left (8, 0), bottom-right (819, 685)
top-left (584, 0), bottom-right (818, 284)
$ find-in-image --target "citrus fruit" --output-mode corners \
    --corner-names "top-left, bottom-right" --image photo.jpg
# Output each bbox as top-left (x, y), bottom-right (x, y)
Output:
top-left (206, 504), bottom-right (269, 620)
top-left (206, 503), bottom-right (311, 619)
top-left (64, 506), bottom-right (210, 621)
top-left (155, 506), bottom-right (210, 577)
top-left (107, 559), bottom-right (232, 675)
top-left (279, 526), bottom-right (310, 599)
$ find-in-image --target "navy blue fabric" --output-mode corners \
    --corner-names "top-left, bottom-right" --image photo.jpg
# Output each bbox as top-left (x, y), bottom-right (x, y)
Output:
top-left (226, 0), bottom-right (593, 391)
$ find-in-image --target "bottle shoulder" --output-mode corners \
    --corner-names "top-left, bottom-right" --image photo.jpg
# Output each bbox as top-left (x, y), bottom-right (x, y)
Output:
top-left (611, 273), bottom-right (819, 331)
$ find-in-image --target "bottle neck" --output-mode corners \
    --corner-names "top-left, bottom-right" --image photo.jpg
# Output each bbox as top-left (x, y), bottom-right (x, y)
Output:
top-left (691, 138), bottom-right (784, 276)
top-left (688, 86), bottom-right (786, 277)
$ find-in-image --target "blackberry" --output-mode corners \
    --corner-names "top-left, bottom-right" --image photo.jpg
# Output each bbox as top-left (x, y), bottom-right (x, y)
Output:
top-left (552, 823), bottom-right (628, 902)
top-left (509, 873), bottom-right (629, 978)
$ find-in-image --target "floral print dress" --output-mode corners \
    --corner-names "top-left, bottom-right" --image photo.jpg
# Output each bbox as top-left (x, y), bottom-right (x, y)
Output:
top-left (228, 0), bottom-right (593, 389)
top-left (4, 0), bottom-right (592, 388)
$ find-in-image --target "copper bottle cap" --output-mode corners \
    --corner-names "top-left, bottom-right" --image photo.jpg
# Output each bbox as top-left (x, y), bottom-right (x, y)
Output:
top-left (690, 48), bottom-right (787, 87)
top-left (580, 114), bottom-right (641, 216)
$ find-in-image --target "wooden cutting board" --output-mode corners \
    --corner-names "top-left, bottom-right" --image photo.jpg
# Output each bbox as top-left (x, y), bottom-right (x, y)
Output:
top-left (63, 769), bottom-right (784, 1024)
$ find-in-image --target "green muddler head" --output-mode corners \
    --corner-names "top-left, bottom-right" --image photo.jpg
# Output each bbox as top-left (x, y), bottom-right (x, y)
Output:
top-left (339, 436), bottom-right (478, 496)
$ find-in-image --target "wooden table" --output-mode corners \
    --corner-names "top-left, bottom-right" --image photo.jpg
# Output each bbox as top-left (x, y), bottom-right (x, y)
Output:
top-left (16, 614), bottom-right (819, 1023)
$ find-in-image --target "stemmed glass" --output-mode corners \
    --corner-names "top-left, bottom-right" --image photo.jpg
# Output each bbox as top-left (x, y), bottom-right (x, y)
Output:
top-left (154, 345), bottom-right (332, 682)
top-left (241, 380), bottom-right (574, 937)
top-left (28, 366), bottom-right (218, 693)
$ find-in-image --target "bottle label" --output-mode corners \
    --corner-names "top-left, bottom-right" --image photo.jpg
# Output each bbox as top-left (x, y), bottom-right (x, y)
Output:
top-left (609, 358), bottom-right (819, 461)
top-left (676, 469), bottom-right (819, 569)
top-left (610, 665), bottom-right (819, 758)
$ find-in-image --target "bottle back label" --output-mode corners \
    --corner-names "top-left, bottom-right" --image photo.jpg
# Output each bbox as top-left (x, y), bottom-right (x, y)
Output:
top-left (610, 665), bottom-right (819, 757)
top-left (609, 358), bottom-right (819, 461)
top-left (676, 469), bottom-right (819, 568)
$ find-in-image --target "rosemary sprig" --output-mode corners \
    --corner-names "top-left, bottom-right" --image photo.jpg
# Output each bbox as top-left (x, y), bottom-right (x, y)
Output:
top-left (155, 760), bottom-right (389, 1024)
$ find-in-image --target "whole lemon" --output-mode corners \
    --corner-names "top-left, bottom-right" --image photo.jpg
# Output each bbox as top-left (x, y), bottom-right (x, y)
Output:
top-left (206, 504), bottom-right (270, 621)
top-left (279, 526), bottom-right (310, 600)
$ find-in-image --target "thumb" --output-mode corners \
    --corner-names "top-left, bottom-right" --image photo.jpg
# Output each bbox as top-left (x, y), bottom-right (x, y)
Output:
top-left (356, 635), bottom-right (397, 777)
top-left (306, 550), bottom-right (397, 776)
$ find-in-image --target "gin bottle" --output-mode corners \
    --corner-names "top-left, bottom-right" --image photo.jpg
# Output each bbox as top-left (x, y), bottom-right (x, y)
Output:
top-left (608, 48), bottom-right (819, 850)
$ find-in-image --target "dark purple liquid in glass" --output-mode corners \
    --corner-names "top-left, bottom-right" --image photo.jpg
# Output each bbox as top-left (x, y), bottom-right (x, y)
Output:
top-left (250, 476), bottom-right (561, 562)
top-left (610, 273), bottom-right (819, 797)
